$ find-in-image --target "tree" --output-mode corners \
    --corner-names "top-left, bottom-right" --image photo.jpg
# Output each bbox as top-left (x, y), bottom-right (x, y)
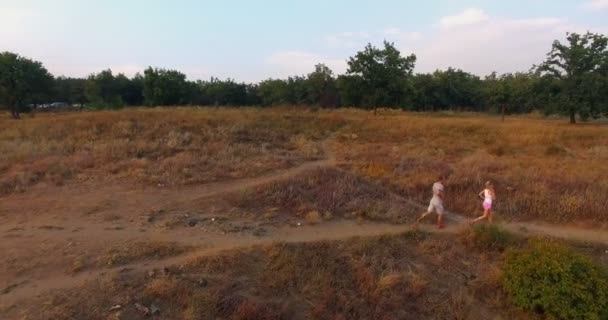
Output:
top-left (55, 76), bottom-right (87, 107)
top-left (143, 67), bottom-right (188, 106)
top-left (346, 41), bottom-right (416, 113)
top-left (487, 72), bottom-right (538, 120)
top-left (410, 73), bottom-right (438, 111)
top-left (336, 74), bottom-right (365, 108)
top-left (285, 76), bottom-right (309, 105)
top-left (538, 32), bottom-right (608, 123)
top-left (85, 69), bottom-right (125, 108)
top-left (307, 64), bottom-right (339, 107)
top-left (432, 68), bottom-right (483, 111)
top-left (257, 79), bottom-right (289, 106)
top-left (118, 73), bottom-right (145, 106)
top-left (0, 52), bottom-right (54, 118)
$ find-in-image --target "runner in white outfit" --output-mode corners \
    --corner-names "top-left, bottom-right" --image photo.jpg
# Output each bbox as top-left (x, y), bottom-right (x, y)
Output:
top-left (417, 175), bottom-right (446, 229)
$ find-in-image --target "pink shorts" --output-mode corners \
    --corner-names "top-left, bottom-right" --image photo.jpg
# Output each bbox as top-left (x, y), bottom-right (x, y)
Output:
top-left (483, 200), bottom-right (492, 210)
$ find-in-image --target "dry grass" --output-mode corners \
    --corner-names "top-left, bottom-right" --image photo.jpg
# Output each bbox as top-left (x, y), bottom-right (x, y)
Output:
top-left (100, 241), bottom-right (191, 267)
top-left (2, 107), bottom-right (606, 223)
top-left (5, 231), bottom-right (542, 320)
top-left (333, 112), bottom-right (608, 223)
top-left (229, 167), bottom-right (419, 224)
top-left (304, 210), bottom-right (321, 225)
top-left (0, 107), bottom-right (346, 195)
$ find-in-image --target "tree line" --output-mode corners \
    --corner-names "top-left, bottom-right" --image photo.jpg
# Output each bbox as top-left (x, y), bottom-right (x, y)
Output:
top-left (1, 32), bottom-right (607, 123)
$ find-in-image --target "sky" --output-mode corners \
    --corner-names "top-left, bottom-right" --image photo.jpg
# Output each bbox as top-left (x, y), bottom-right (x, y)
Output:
top-left (1, 0), bottom-right (608, 82)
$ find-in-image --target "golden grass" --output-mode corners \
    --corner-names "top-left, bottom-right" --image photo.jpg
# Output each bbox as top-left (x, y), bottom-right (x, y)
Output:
top-left (2, 107), bottom-right (606, 223)
top-left (100, 241), bottom-right (191, 267)
top-left (0, 107), bottom-right (346, 194)
top-left (7, 232), bottom-right (540, 320)
top-left (228, 167), bottom-right (418, 223)
top-left (333, 112), bottom-right (608, 223)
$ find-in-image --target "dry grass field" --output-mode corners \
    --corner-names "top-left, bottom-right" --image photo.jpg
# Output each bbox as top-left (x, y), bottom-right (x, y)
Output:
top-left (1, 107), bottom-right (607, 319)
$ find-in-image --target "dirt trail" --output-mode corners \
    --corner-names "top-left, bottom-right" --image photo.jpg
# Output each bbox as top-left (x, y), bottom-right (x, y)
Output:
top-left (0, 159), bottom-right (333, 223)
top-left (2, 141), bottom-right (607, 308)
top-left (1, 221), bottom-right (454, 307)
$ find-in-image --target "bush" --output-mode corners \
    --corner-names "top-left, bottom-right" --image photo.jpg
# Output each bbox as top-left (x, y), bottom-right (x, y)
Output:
top-left (465, 224), bottom-right (513, 251)
top-left (502, 240), bottom-right (608, 320)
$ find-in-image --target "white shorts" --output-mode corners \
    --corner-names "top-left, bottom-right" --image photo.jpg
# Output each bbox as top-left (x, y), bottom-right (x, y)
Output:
top-left (428, 198), bottom-right (445, 215)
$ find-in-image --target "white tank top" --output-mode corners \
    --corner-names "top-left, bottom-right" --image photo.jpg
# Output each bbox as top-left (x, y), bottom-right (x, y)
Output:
top-left (484, 189), bottom-right (493, 203)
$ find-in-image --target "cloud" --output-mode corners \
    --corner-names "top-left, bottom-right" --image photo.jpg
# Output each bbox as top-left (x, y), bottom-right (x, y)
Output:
top-left (265, 51), bottom-right (347, 78)
top-left (383, 28), bottom-right (422, 41)
top-left (588, 0), bottom-right (608, 10)
top-left (325, 28), bottom-right (421, 49)
top-left (439, 8), bottom-right (489, 28)
top-left (324, 31), bottom-right (371, 48)
top-left (407, 12), bottom-right (590, 75)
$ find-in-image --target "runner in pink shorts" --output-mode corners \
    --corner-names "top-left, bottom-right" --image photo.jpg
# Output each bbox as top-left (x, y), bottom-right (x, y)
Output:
top-left (471, 180), bottom-right (495, 225)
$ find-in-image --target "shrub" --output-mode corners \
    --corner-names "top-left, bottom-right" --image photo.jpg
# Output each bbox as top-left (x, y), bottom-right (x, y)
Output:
top-left (305, 210), bottom-right (321, 225)
top-left (502, 240), bottom-right (608, 320)
top-left (465, 224), bottom-right (513, 251)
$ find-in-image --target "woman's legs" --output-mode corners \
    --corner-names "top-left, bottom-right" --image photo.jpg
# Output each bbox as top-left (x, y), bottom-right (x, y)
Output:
top-left (471, 209), bottom-right (489, 224)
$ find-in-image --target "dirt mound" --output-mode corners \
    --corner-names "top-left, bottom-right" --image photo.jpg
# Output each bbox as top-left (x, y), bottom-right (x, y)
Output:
top-left (228, 168), bottom-right (419, 224)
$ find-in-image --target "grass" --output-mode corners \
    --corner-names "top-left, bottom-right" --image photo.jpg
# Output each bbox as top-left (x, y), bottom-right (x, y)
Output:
top-left (228, 167), bottom-right (419, 224)
top-left (100, 241), bottom-right (192, 267)
top-left (0, 107), bottom-right (346, 194)
top-left (332, 112), bottom-right (608, 223)
top-left (2, 107), bottom-right (606, 223)
top-left (4, 231), bottom-right (539, 320)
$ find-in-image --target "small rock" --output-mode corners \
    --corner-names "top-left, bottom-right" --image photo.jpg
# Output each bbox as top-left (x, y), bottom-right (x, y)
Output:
top-left (134, 302), bottom-right (150, 316)
top-left (187, 219), bottom-right (198, 227)
top-left (109, 304), bottom-right (122, 311)
top-left (198, 278), bottom-right (208, 287)
top-left (211, 217), bottom-right (216, 222)
top-left (297, 222), bottom-right (302, 227)
top-left (148, 270), bottom-right (155, 277)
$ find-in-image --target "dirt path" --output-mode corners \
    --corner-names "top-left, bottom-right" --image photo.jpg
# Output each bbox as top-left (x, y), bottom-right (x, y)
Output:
top-left (2, 143), bottom-right (607, 309)
top-left (1, 220), bottom-right (458, 307)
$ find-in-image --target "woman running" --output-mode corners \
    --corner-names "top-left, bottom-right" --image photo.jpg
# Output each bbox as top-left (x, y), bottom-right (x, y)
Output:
top-left (471, 180), bottom-right (495, 225)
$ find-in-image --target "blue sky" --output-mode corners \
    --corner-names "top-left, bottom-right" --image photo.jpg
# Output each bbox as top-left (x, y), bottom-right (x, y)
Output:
top-left (1, 0), bottom-right (607, 81)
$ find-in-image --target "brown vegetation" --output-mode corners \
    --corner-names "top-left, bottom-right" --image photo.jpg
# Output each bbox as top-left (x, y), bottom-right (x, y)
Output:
top-left (0, 108), bottom-right (345, 195)
top-left (3, 232), bottom-right (535, 320)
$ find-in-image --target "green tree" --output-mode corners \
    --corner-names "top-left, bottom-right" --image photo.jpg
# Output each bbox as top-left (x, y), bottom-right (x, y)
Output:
top-left (85, 69), bottom-right (125, 108)
top-left (55, 76), bottom-right (87, 107)
top-left (336, 74), bottom-right (365, 107)
top-left (257, 79), bottom-right (288, 106)
top-left (346, 41), bottom-right (416, 113)
top-left (538, 32), bottom-right (608, 123)
top-left (285, 76), bottom-right (309, 105)
top-left (485, 72), bottom-right (538, 120)
top-left (410, 73), bottom-right (439, 111)
top-left (432, 68), bottom-right (483, 111)
top-left (307, 64), bottom-right (339, 107)
top-left (143, 67), bottom-right (188, 106)
top-left (115, 73), bottom-right (144, 106)
top-left (0, 52), bottom-right (54, 118)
